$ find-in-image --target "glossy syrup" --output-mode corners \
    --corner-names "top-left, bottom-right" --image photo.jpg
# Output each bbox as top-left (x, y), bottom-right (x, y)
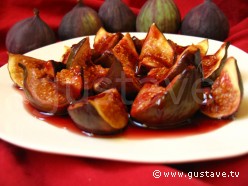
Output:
top-left (23, 99), bottom-right (230, 139)
top-left (18, 86), bottom-right (231, 139)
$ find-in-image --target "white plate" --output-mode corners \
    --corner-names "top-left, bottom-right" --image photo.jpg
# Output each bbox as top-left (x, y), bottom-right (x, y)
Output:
top-left (0, 33), bottom-right (248, 163)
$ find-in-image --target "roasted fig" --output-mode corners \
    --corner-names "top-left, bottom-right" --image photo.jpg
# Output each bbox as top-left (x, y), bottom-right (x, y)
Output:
top-left (131, 66), bottom-right (203, 129)
top-left (202, 42), bottom-right (229, 80)
top-left (68, 88), bottom-right (129, 135)
top-left (58, 0), bottom-right (102, 40)
top-left (138, 23), bottom-right (175, 75)
top-left (21, 62), bottom-right (83, 115)
top-left (63, 37), bottom-right (92, 69)
top-left (98, 0), bottom-right (136, 32)
top-left (201, 57), bottom-right (243, 119)
top-left (6, 9), bottom-right (56, 54)
top-left (83, 64), bottom-right (109, 95)
top-left (112, 33), bottom-right (139, 71)
top-left (147, 45), bottom-right (201, 86)
top-left (136, 0), bottom-right (181, 33)
top-left (7, 53), bottom-right (46, 88)
top-left (181, 0), bottom-right (230, 41)
top-left (94, 53), bottom-right (141, 102)
top-left (93, 27), bottom-right (123, 55)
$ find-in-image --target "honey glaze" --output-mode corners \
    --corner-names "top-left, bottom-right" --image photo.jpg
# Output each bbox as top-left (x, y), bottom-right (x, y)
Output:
top-left (18, 86), bottom-right (231, 139)
top-left (23, 100), bottom-right (230, 139)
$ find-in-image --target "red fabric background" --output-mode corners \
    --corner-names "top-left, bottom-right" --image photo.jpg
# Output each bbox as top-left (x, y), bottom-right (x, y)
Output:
top-left (0, 0), bottom-right (248, 186)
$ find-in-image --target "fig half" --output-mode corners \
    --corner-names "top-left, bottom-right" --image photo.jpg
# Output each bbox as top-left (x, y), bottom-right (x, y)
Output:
top-left (21, 62), bottom-right (83, 115)
top-left (202, 42), bottom-right (229, 80)
top-left (201, 57), bottom-right (243, 119)
top-left (93, 53), bottom-right (141, 102)
top-left (68, 88), bottom-right (129, 135)
top-left (131, 66), bottom-right (202, 129)
top-left (63, 37), bottom-right (92, 69)
top-left (8, 53), bottom-right (45, 88)
top-left (138, 23), bottom-right (175, 74)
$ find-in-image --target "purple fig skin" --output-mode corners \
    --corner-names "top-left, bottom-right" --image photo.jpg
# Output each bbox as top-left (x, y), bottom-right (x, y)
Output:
top-left (5, 9), bottom-right (56, 54)
top-left (136, 0), bottom-right (181, 33)
top-left (131, 66), bottom-right (203, 129)
top-left (98, 0), bottom-right (136, 32)
top-left (181, 0), bottom-right (230, 41)
top-left (58, 2), bottom-right (103, 40)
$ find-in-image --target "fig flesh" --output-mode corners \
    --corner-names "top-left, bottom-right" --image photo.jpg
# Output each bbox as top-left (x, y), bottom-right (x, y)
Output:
top-left (6, 9), bottom-right (56, 54)
top-left (112, 33), bottom-right (139, 71)
top-left (202, 42), bottom-right (229, 80)
top-left (131, 66), bottom-right (202, 129)
top-left (93, 27), bottom-right (123, 55)
top-left (21, 62), bottom-right (83, 115)
top-left (93, 53), bottom-right (141, 102)
top-left (7, 53), bottom-right (46, 88)
top-left (138, 24), bottom-right (175, 75)
top-left (68, 88), bottom-right (129, 135)
top-left (201, 57), bottom-right (243, 119)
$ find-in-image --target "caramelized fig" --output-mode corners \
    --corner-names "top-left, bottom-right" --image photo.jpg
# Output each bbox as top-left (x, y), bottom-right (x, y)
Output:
top-left (144, 45), bottom-right (201, 85)
top-left (138, 24), bottom-right (175, 75)
top-left (7, 53), bottom-right (46, 88)
top-left (6, 9), bottom-right (56, 54)
top-left (201, 57), bottom-right (243, 119)
top-left (21, 62), bottom-right (83, 115)
top-left (55, 66), bottom-right (83, 101)
top-left (94, 54), bottom-right (141, 102)
top-left (93, 27), bottom-right (123, 55)
top-left (58, 0), bottom-right (102, 40)
top-left (68, 88), bottom-right (129, 135)
top-left (160, 45), bottom-right (201, 86)
top-left (92, 50), bottom-right (116, 68)
top-left (181, 0), bottom-right (230, 41)
top-left (83, 65), bottom-right (109, 95)
top-left (98, 0), bottom-right (136, 32)
top-left (202, 42), bottom-right (229, 80)
top-left (64, 37), bottom-right (92, 69)
top-left (131, 66), bottom-right (202, 129)
top-left (112, 33), bottom-right (139, 71)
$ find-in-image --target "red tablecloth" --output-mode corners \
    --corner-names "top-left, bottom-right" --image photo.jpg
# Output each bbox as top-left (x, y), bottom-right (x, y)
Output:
top-left (0, 0), bottom-right (247, 185)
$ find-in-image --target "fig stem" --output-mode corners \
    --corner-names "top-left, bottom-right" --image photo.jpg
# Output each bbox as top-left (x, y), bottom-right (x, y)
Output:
top-left (33, 8), bottom-right (40, 17)
top-left (77, 0), bottom-right (83, 6)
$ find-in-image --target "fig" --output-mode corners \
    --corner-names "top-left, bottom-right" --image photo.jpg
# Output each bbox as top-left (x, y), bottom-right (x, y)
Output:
top-left (136, 0), bottom-right (181, 33)
top-left (68, 88), bottom-right (129, 135)
top-left (93, 50), bottom-right (117, 68)
top-left (138, 24), bottom-right (175, 75)
top-left (63, 37), bottom-right (92, 69)
top-left (94, 53), bottom-right (141, 102)
top-left (7, 53), bottom-right (46, 88)
top-left (21, 62), bottom-right (83, 115)
top-left (58, 0), bottom-right (102, 40)
top-left (112, 33), bottom-right (139, 71)
top-left (6, 9), bottom-right (56, 54)
top-left (131, 66), bottom-right (203, 129)
top-left (156, 45), bottom-right (201, 86)
top-left (93, 27), bottom-right (123, 55)
top-left (202, 42), bottom-right (229, 80)
top-left (83, 64), bottom-right (109, 95)
top-left (98, 0), bottom-right (136, 32)
top-left (201, 57), bottom-right (243, 119)
top-left (181, 0), bottom-right (230, 41)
